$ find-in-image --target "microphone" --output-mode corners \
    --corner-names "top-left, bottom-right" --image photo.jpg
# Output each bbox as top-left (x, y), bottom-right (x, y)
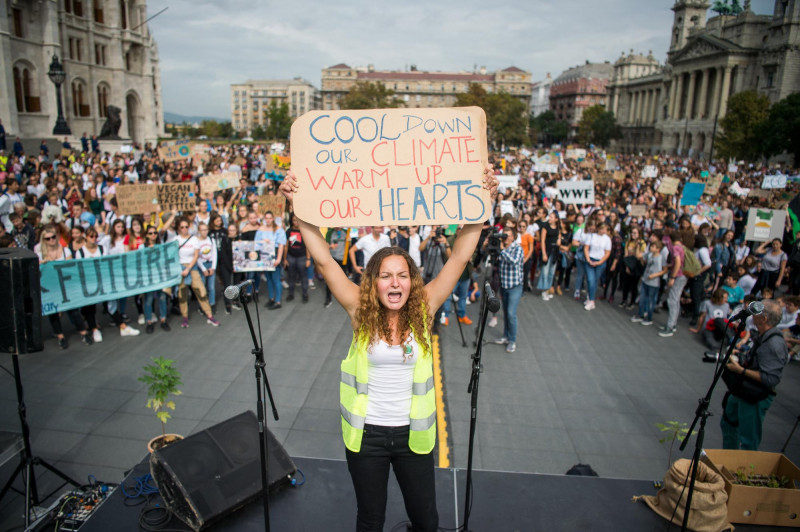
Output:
top-left (729, 300), bottom-right (764, 322)
top-left (224, 280), bottom-right (254, 301)
top-left (484, 282), bottom-right (501, 313)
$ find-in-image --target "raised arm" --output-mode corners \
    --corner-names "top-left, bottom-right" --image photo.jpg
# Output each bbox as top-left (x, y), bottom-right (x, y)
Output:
top-left (281, 172), bottom-right (360, 321)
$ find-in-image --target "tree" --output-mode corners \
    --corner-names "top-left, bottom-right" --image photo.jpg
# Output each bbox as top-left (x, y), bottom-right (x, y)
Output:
top-left (338, 82), bottom-right (404, 109)
top-left (590, 111), bottom-right (622, 149)
top-left (529, 111), bottom-right (569, 145)
top-left (759, 92), bottom-right (800, 166)
top-left (219, 121), bottom-right (234, 139)
top-left (265, 101), bottom-right (291, 140)
top-left (715, 90), bottom-right (770, 162)
top-left (455, 84), bottom-right (528, 147)
top-left (576, 105), bottom-right (605, 145)
top-left (252, 124), bottom-right (266, 140)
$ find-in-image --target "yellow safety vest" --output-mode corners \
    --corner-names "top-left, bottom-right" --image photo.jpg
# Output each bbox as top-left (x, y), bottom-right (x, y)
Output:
top-left (340, 321), bottom-right (436, 454)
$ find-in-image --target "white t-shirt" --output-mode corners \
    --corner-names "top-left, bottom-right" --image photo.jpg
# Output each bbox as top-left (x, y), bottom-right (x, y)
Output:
top-left (177, 235), bottom-right (199, 265)
top-left (737, 274), bottom-right (756, 295)
top-left (408, 234), bottom-right (422, 267)
top-left (365, 334), bottom-right (418, 426)
top-left (356, 233), bottom-right (391, 267)
top-left (585, 233), bottom-right (611, 261)
top-left (696, 247), bottom-right (712, 267)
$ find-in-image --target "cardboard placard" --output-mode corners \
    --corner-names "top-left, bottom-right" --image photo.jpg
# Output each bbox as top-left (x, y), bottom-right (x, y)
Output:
top-left (605, 158), bottom-right (617, 171)
top-left (157, 183), bottom-right (196, 211)
top-left (290, 107), bottom-right (489, 226)
top-left (200, 171), bottom-right (240, 194)
top-left (642, 165), bottom-right (658, 178)
top-left (158, 140), bottom-right (192, 162)
top-left (613, 170), bottom-right (626, 181)
top-left (579, 161), bottom-right (594, 169)
top-left (745, 208), bottom-right (787, 242)
top-left (256, 194), bottom-right (286, 220)
top-left (60, 148), bottom-right (72, 158)
top-left (234, 156), bottom-right (247, 167)
top-left (534, 153), bottom-right (559, 173)
top-left (629, 204), bottom-right (647, 217)
top-left (565, 148), bottom-right (586, 160)
top-left (704, 174), bottom-right (723, 196)
top-left (748, 189), bottom-right (771, 199)
top-left (116, 184), bottom-right (159, 215)
top-left (497, 174), bottom-right (519, 192)
top-left (556, 180), bottom-right (595, 205)
top-left (658, 177), bottom-right (680, 195)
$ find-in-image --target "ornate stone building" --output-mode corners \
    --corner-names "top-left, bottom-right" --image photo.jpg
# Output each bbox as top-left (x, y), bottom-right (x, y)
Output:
top-left (531, 73), bottom-right (553, 118)
top-left (609, 0), bottom-right (800, 156)
top-left (230, 78), bottom-right (318, 134)
top-left (320, 64), bottom-right (532, 112)
top-left (549, 62), bottom-right (614, 137)
top-left (0, 0), bottom-right (164, 146)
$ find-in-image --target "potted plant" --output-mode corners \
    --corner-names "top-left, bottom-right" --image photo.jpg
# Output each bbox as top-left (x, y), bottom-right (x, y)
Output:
top-left (139, 356), bottom-right (184, 452)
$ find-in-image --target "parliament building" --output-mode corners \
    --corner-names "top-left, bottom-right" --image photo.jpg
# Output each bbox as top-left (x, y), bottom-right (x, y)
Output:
top-left (607, 0), bottom-right (800, 156)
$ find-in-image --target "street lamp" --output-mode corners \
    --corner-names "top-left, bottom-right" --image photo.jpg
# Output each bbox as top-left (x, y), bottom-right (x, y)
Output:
top-left (47, 53), bottom-right (71, 135)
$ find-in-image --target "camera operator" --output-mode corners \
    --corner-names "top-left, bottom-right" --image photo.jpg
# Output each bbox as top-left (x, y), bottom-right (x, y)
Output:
top-left (421, 226), bottom-right (452, 326)
top-left (494, 226), bottom-right (524, 353)
top-left (721, 299), bottom-right (788, 450)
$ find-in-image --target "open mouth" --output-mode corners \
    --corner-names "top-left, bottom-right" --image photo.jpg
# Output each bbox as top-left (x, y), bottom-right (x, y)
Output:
top-left (387, 291), bottom-right (403, 304)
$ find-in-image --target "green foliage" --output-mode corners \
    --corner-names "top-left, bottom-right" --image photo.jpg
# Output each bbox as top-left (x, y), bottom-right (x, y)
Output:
top-left (455, 83), bottom-right (529, 147)
top-left (715, 90), bottom-right (770, 162)
top-left (576, 105), bottom-right (621, 148)
top-left (138, 356), bottom-right (183, 437)
top-left (759, 92), bottom-right (800, 167)
top-left (265, 101), bottom-right (292, 140)
top-left (711, 0), bottom-right (742, 16)
top-left (529, 111), bottom-right (569, 145)
top-left (251, 124), bottom-right (266, 140)
top-left (657, 421), bottom-right (696, 468)
top-left (338, 82), bottom-right (404, 110)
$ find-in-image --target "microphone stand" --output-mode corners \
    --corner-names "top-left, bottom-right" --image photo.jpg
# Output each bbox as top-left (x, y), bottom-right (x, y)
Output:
top-left (237, 288), bottom-right (279, 532)
top-left (463, 281), bottom-right (499, 532)
top-left (450, 292), bottom-right (467, 347)
top-left (677, 318), bottom-right (747, 532)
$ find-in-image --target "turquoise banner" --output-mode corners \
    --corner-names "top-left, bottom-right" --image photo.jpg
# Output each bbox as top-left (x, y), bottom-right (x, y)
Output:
top-left (40, 242), bottom-right (181, 316)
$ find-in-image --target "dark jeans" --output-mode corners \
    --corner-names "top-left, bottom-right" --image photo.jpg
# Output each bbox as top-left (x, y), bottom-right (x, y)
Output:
top-left (689, 272), bottom-right (708, 322)
top-left (619, 270), bottom-right (641, 306)
top-left (345, 424), bottom-right (438, 532)
top-left (286, 254), bottom-right (308, 298)
top-left (48, 309), bottom-right (86, 335)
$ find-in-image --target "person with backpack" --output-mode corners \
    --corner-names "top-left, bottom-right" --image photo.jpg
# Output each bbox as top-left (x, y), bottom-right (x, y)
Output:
top-left (659, 232), bottom-right (689, 338)
top-left (688, 234), bottom-right (713, 326)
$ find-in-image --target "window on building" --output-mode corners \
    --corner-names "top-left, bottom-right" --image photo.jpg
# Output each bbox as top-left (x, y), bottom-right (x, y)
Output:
top-left (12, 8), bottom-right (23, 37)
top-left (95, 44), bottom-right (107, 65)
top-left (76, 39), bottom-right (83, 61)
top-left (97, 84), bottom-right (109, 117)
top-left (415, 95), bottom-right (421, 102)
top-left (73, 0), bottom-right (84, 17)
top-left (765, 68), bottom-right (776, 88)
top-left (94, 1), bottom-right (104, 23)
top-left (65, 0), bottom-right (72, 13)
top-left (69, 38), bottom-right (75, 60)
top-left (120, 0), bottom-right (127, 29)
top-left (72, 80), bottom-right (90, 116)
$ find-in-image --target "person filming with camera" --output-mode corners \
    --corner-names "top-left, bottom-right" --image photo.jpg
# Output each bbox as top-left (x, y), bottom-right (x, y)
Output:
top-left (494, 225), bottom-right (524, 353)
top-left (721, 299), bottom-right (788, 450)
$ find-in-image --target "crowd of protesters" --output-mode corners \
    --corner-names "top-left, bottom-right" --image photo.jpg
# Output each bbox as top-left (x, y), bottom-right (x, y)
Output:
top-left (0, 139), bottom-right (799, 364)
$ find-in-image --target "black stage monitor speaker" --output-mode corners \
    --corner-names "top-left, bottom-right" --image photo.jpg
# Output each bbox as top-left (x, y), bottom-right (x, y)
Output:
top-left (0, 248), bottom-right (43, 354)
top-left (150, 410), bottom-right (296, 531)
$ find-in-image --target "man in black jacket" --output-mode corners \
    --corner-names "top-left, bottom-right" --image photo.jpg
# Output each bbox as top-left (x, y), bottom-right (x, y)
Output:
top-left (722, 299), bottom-right (788, 450)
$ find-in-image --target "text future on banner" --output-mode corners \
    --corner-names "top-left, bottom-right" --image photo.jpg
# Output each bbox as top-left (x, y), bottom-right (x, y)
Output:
top-left (40, 242), bottom-right (181, 316)
top-left (158, 140), bottom-right (192, 163)
top-left (290, 107), bottom-right (489, 226)
top-left (556, 180), bottom-right (595, 205)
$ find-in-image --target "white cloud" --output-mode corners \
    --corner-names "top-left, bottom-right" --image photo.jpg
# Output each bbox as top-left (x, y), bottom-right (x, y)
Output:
top-left (147, 0), bottom-right (777, 118)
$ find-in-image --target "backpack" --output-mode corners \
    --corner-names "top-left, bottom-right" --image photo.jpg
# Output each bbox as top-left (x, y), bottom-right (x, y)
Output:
top-left (683, 248), bottom-right (702, 278)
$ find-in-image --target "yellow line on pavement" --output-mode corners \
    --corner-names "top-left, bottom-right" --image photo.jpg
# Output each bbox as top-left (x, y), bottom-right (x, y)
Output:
top-left (432, 333), bottom-right (450, 468)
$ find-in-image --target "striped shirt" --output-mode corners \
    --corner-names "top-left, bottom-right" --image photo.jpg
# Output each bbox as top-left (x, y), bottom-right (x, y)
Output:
top-left (499, 243), bottom-right (524, 289)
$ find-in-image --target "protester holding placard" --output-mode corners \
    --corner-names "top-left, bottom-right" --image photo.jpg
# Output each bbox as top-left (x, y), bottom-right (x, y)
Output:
top-left (280, 167), bottom-right (498, 532)
top-left (619, 225), bottom-right (647, 309)
top-left (142, 225), bottom-right (171, 333)
top-left (753, 238), bottom-right (787, 295)
top-left (582, 222), bottom-right (612, 311)
top-left (256, 211), bottom-right (286, 310)
top-left (195, 223), bottom-right (218, 313)
top-left (175, 217), bottom-right (219, 327)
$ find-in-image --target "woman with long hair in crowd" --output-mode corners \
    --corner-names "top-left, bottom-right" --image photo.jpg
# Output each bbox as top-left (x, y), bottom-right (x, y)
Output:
top-left (257, 210), bottom-right (286, 310)
top-left (279, 167), bottom-right (497, 532)
top-left (619, 225), bottom-right (647, 309)
top-left (175, 217), bottom-right (219, 327)
top-left (195, 222), bottom-right (218, 314)
top-left (572, 216), bottom-right (594, 301)
top-left (77, 226), bottom-right (104, 343)
top-left (100, 218), bottom-right (140, 336)
top-left (518, 219), bottom-right (534, 292)
top-left (36, 224), bottom-right (92, 348)
top-left (537, 210), bottom-right (560, 301)
top-left (209, 212), bottom-right (235, 314)
top-left (753, 238), bottom-right (787, 295)
top-left (553, 218), bottom-right (574, 296)
top-left (125, 216), bottom-right (147, 323)
top-left (142, 225), bottom-right (171, 333)
top-left (711, 229), bottom-right (736, 291)
top-left (600, 222), bottom-right (623, 303)
top-left (583, 222), bottom-right (612, 311)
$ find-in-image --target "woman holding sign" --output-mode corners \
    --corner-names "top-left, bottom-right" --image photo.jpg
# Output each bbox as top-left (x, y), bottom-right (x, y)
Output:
top-left (280, 167), bottom-right (498, 532)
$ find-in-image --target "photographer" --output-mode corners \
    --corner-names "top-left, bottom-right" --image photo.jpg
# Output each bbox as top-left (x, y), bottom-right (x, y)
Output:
top-left (420, 225), bottom-right (451, 325)
top-left (721, 299), bottom-right (788, 450)
top-left (494, 226), bottom-right (524, 353)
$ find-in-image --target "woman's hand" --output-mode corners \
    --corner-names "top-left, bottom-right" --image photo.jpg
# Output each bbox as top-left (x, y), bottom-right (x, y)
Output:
top-left (483, 165), bottom-right (499, 198)
top-left (280, 171), bottom-right (298, 203)
top-left (181, 268), bottom-right (189, 277)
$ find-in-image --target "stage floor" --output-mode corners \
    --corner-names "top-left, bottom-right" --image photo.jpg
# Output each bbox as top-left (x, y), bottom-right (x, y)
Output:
top-left (74, 455), bottom-right (784, 532)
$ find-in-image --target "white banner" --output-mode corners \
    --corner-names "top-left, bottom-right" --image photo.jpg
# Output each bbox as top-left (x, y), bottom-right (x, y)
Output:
top-left (642, 165), bottom-right (658, 178)
top-left (761, 174), bottom-right (787, 189)
top-left (556, 180), bottom-right (595, 204)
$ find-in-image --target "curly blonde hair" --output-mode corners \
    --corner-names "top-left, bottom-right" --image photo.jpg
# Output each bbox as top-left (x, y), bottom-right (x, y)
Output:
top-left (356, 246), bottom-right (432, 357)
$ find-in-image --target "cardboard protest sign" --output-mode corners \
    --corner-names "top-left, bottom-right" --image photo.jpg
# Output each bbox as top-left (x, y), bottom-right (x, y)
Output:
top-left (497, 174), bottom-right (519, 192)
top-left (192, 144), bottom-right (211, 167)
top-left (629, 204), bottom-right (647, 217)
top-left (680, 182), bottom-right (705, 206)
top-left (748, 188), bottom-right (771, 199)
top-left (745, 208), bottom-right (786, 242)
top-left (157, 183), bottom-right (196, 211)
top-left (534, 153), bottom-right (559, 173)
top-left (728, 164), bottom-right (738, 174)
top-left (579, 161), bottom-right (594, 169)
top-left (500, 200), bottom-right (515, 217)
top-left (120, 145), bottom-right (134, 154)
top-left (657, 177), bottom-right (680, 195)
top-left (642, 165), bottom-right (658, 178)
top-left (605, 158), bottom-right (617, 171)
top-left (256, 194), bottom-right (286, 220)
top-left (704, 174), bottom-right (723, 196)
top-left (761, 174), bottom-right (787, 189)
top-left (158, 140), bottom-right (192, 163)
top-left (60, 148), bottom-right (72, 158)
top-left (290, 107), bottom-right (489, 226)
top-left (234, 156), bottom-right (247, 167)
top-left (40, 242), bottom-right (180, 315)
top-left (232, 241), bottom-right (275, 272)
top-left (556, 180), bottom-right (595, 205)
top-left (116, 184), bottom-right (159, 215)
top-left (613, 170), bottom-right (626, 181)
top-left (200, 171), bottom-right (240, 194)
top-left (566, 148), bottom-right (586, 160)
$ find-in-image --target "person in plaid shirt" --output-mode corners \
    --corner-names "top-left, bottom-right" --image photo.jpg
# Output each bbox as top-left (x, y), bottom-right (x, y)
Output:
top-left (495, 226), bottom-right (524, 353)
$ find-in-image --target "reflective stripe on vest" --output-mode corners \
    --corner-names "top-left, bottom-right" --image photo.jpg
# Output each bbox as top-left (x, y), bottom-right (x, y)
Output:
top-left (409, 410), bottom-right (436, 432)
top-left (340, 402), bottom-right (365, 430)
top-left (341, 370), bottom-right (368, 395)
top-left (412, 375), bottom-right (434, 396)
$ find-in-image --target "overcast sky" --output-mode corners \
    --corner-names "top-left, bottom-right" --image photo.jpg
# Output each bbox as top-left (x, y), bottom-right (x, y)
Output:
top-left (147, 0), bottom-right (776, 119)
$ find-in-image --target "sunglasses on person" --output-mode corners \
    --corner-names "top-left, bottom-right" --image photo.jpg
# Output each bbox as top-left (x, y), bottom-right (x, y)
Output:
top-left (146, 231), bottom-right (157, 235)
top-left (44, 235), bottom-right (56, 241)
top-left (179, 224), bottom-right (189, 229)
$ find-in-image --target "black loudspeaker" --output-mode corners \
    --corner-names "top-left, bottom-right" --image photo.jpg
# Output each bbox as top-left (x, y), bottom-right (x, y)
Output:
top-left (150, 410), bottom-right (296, 531)
top-left (0, 248), bottom-right (43, 354)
